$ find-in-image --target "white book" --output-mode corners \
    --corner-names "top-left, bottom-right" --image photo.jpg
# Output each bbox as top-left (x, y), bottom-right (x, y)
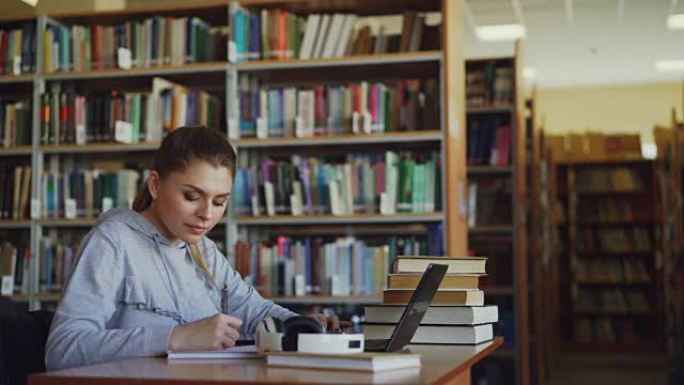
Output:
top-left (334, 15), bottom-right (357, 57)
top-left (364, 305), bottom-right (499, 325)
top-left (329, 180), bottom-right (341, 215)
top-left (322, 14), bottom-right (345, 58)
top-left (299, 14), bottom-right (321, 59)
top-left (264, 181), bottom-right (275, 216)
top-left (296, 89), bottom-right (314, 137)
top-left (168, 344), bottom-right (260, 360)
top-left (363, 324), bottom-right (494, 345)
top-left (312, 14), bottom-right (331, 58)
top-left (266, 351), bottom-right (421, 372)
top-left (467, 183), bottom-right (477, 228)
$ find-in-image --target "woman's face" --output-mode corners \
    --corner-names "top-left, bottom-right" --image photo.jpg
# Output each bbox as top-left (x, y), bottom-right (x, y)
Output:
top-left (148, 160), bottom-right (232, 245)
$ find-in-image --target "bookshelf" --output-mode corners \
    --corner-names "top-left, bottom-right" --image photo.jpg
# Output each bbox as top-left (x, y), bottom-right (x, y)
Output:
top-left (556, 158), bottom-right (667, 354)
top-left (465, 44), bottom-right (529, 385)
top-left (0, 1), bottom-right (469, 319)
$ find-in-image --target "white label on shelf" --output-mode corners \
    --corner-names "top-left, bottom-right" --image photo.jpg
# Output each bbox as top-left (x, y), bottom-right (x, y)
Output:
top-left (30, 199), bottom-right (40, 219)
top-left (228, 41), bottom-right (238, 63)
top-left (256, 117), bottom-right (268, 139)
top-left (13, 55), bottom-right (21, 75)
top-left (227, 118), bottom-right (239, 139)
top-left (114, 120), bottom-right (133, 144)
top-left (362, 111), bottom-right (372, 134)
top-left (1, 276), bottom-right (12, 296)
top-left (117, 47), bottom-right (132, 69)
top-left (64, 198), bottom-right (77, 219)
top-left (294, 275), bottom-right (305, 297)
top-left (76, 123), bottom-right (86, 145)
top-left (295, 116), bottom-right (304, 138)
top-left (102, 197), bottom-right (114, 213)
top-left (352, 111), bottom-right (360, 134)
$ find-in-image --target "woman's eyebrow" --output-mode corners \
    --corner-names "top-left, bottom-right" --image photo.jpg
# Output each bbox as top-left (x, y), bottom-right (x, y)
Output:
top-left (182, 184), bottom-right (231, 198)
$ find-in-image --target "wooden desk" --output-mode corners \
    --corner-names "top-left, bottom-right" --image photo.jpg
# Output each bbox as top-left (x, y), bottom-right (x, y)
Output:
top-left (30, 337), bottom-right (503, 385)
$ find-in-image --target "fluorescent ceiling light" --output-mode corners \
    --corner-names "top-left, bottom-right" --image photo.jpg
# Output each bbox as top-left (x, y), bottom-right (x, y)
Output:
top-left (667, 14), bottom-right (684, 29)
top-left (21, 0), bottom-right (38, 6)
top-left (654, 60), bottom-right (684, 72)
top-left (475, 24), bottom-right (526, 41)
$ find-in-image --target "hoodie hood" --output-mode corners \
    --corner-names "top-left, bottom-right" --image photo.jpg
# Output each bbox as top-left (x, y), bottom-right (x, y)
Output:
top-left (96, 208), bottom-right (186, 248)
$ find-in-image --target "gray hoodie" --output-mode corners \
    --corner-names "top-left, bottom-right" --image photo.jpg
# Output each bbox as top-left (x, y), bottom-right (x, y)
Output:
top-left (45, 208), bottom-right (296, 371)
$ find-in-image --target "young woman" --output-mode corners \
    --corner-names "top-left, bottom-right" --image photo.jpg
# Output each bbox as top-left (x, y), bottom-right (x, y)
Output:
top-left (45, 126), bottom-right (336, 371)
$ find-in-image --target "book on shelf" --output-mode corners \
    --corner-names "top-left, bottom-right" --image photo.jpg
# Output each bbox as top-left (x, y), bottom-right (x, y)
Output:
top-left (576, 227), bottom-right (653, 253)
top-left (40, 78), bottom-right (221, 145)
top-left (0, 98), bottom-right (32, 148)
top-left (392, 256), bottom-right (487, 274)
top-left (575, 167), bottom-right (645, 192)
top-left (0, 24), bottom-right (36, 75)
top-left (467, 179), bottom-right (512, 228)
top-left (467, 115), bottom-right (511, 166)
top-left (265, 351), bottom-right (421, 372)
top-left (363, 323), bottom-right (493, 345)
top-left (465, 62), bottom-right (513, 108)
top-left (364, 304), bottom-right (498, 325)
top-left (43, 16), bottom-right (226, 73)
top-left (229, 4), bottom-right (440, 63)
top-left (387, 273), bottom-right (482, 290)
top-left (575, 288), bottom-right (651, 313)
top-left (383, 288), bottom-right (485, 306)
top-left (0, 165), bottom-right (31, 220)
top-left (234, 77), bottom-right (439, 140)
top-left (576, 317), bottom-right (641, 344)
top-left (38, 235), bottom-right (79, 293)
top-left (233, 151), bottom-right (441, 217)
top-left (0, 241), bottom-right (30, 295)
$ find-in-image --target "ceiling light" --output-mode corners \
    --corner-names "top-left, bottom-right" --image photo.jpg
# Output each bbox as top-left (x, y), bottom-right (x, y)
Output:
top-left (523, 67), bottom-right (537, 79)
top-left (21, 0), bottom-right (38, 6)
top-left (654, 60), bottom-right (684, 72)
top-left (475, 24), bottom-right (526, 41)
top-left (667, 14), bottom-right (684, 29)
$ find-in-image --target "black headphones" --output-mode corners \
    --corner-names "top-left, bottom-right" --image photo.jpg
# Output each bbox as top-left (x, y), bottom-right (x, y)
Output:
top-left (261, 316), bottom-right (325, 351)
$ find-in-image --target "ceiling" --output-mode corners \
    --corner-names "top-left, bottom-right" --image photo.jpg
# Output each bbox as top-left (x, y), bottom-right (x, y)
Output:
top-left (462, 0), bottom-right (684, 88)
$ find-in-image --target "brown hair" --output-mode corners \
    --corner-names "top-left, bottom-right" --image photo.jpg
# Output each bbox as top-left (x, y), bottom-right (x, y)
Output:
top-left (132, 126), bottom-right (237, 287)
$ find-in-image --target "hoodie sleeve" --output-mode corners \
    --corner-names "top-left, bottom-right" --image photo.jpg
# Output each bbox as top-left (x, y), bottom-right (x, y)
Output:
top-left (45, 227), bottom-right (174, 371)
top-left (208, 243), bottom-right (297, 337)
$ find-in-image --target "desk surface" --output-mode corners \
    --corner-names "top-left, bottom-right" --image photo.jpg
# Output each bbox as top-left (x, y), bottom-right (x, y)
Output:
top-left (30, 337), bottom-right (503, 385)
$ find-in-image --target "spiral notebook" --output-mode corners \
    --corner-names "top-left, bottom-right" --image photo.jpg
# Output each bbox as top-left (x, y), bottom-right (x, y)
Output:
top-left (167, 344), bottom-right (261, 360)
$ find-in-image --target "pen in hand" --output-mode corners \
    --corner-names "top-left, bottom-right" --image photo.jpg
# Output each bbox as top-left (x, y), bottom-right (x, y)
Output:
top-left (221, 284), bottom-right (229, 314)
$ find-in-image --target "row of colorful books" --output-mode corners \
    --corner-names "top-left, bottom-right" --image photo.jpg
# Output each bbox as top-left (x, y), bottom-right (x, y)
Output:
top-left (233, 152), bottom-right (441, 217)
top-left (40, 78), bottom-right (221, 145)
top-left (575, 227), bottom-right (653, 252)
top-left (44, 17), bottom-right (224, 73)
top-left (235, 77), bottom-right (438, 139)
top-left (0, 25), bottom-right (36, 75)
top-left (229, 5), bottom-right (438, 62)
top-left (466, 63), bottom-right (514, 108)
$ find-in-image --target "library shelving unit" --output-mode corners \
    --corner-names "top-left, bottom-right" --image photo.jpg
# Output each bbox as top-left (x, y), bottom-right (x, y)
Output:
top-left (224, 0), bottom-right (467, 313)
top-left (0, 0), bottom-right (470, 317)
top-left (556, 157), bottom-right (667, 354)
top-left (465, 42), bottom-right (529, 385)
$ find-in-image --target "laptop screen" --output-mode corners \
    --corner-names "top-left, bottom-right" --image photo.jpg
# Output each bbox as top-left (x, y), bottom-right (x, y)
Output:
top-left (385, 263), bottom-right (448, 352)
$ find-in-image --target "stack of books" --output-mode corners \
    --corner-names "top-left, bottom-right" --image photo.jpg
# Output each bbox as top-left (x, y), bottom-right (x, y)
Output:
top-left (363, 256), bottom-right (498, 344)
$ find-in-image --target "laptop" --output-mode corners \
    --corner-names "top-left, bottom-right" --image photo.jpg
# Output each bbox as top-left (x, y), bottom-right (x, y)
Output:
top-left (364, 263), bottom-right (448, 352)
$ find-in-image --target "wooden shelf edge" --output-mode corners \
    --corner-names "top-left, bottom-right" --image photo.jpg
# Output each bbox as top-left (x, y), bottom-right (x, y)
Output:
top-left (0, 146), bottom-right (33, 156)
top-left (233, 213), bottom-right (444, 225)
top-left (42, 62), bottom-right (227, 80)
top-left (233, 131), bottom-right (442, 147)
top-left (41, 141), bottom-right (161, 154)
top-left (235, 51), bottom-right (443, 71)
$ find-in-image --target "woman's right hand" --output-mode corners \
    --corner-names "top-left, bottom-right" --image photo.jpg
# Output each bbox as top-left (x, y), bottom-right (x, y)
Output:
top-left (168, 313), bottom-right (243, 351)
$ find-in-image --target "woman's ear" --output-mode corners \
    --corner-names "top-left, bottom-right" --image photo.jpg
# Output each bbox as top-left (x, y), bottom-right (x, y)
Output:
top-left (147, 171), bottom-right (161, 199)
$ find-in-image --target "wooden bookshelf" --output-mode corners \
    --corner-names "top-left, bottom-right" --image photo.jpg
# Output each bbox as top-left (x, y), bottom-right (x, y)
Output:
top-left (42, 62), bottom-right (227, 81)
top-left (0, 220), bottom-right (31, 229)
top-left (233, 213), bottom-right (444, 225)
top-left (0, 73), bottom-right (34, 84)
top-left (236, 51), bottom-right (442, 71)
top-left (556, 158), bottom-right (666, 354)
top-left (0, 145), bottom-right (33, 156)
top-left (464, 44), bottom-right (529, 385)
top-left (41, 142), bottom-right (161, 154)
